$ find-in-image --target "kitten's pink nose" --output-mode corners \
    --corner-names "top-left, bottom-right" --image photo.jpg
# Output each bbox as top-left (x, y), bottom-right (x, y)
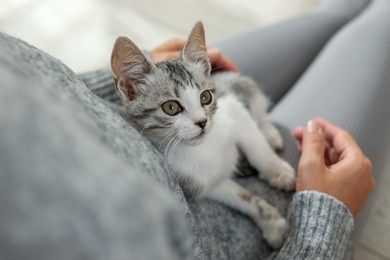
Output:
top-left (195, 119), bottom-right (207, 129)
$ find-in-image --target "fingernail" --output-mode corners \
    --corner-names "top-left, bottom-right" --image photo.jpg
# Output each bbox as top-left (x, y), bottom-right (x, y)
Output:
top-left (307, 120), bottom-right (318, 132)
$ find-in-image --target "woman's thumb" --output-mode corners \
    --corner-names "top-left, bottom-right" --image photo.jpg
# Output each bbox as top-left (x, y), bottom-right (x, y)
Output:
top-left (300, 120), bottom-right (326, 170)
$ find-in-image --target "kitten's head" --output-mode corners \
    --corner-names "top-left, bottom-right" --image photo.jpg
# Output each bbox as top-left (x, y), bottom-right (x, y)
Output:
top-left (111, 22), bottom-right (217, 147)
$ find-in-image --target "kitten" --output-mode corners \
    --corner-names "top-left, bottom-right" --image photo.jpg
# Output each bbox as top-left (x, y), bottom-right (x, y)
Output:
top-left (111, 22), bottom-right (295, 249)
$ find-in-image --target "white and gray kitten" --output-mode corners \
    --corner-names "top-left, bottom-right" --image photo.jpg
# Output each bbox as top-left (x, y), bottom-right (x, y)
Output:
top-left (111, 22), bottom-right (295, 249)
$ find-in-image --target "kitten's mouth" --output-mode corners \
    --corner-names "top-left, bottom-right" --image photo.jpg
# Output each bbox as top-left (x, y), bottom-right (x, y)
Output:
top-left (196, 131), bottom-right (205, 139)
top-left (189, 131), bottom-right (205, 141)
top-left (185, 130), bottom-right (206, 145)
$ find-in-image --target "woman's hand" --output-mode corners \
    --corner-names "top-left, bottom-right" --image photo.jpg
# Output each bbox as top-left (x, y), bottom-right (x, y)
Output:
top-left (150, 39), bottom-right (239, 73)
top-left (294, 117), bottom-right (375, 218)
top-left (150, 39), bottom-right (186, 63)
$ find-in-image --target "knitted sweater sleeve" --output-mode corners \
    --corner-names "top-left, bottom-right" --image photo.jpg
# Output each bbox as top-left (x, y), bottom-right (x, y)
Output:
top-left (269, 191), bottom-right (355, 260)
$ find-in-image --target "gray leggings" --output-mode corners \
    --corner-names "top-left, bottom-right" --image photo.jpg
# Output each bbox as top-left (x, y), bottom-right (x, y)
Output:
top-left (216, 0), bottom-right (390, 239)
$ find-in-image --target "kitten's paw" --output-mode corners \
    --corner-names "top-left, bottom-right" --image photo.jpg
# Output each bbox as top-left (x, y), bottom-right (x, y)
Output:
top-left (263, 125), bottom-right (284, 151)
top-left (252, 198), bottom-right (287, 248)
top-left (267, 161), bottom-right (296, 191)
top-left (262, 217), bottom-right (288, 249)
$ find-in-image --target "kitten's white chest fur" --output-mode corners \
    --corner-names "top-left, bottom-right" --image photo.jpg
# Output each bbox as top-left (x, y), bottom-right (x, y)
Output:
top-left (167, 95), bottom-right (240, 196)
top-left (165, 92), bottom-right (296, 249)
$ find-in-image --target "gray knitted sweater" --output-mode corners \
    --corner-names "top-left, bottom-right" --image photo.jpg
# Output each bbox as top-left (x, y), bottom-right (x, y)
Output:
top-left (0, 32), bottom-right (354, 259)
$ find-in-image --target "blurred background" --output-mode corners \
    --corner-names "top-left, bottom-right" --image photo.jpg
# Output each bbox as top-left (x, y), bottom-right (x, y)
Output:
top-left (1, 0), bottom-right (321, 72)
top-left (1, 1), bottom-right (390, 259)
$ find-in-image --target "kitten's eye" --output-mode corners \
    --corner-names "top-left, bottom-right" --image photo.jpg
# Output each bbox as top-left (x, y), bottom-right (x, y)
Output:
top-left (200, 90), bottom-right (212, 106)
top-left (162, 100), bottom-right (182, 116)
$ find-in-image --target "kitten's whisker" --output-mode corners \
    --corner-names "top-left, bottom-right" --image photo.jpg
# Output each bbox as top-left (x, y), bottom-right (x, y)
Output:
top-left (164, 136), bottom-right (175, 158)
top-left (159, 131), bottom-right (177, 149)
top-left (170, 136), bottom-right (181, 158)
top-left (140, 125), bottom-right (148, 136)
top-left (164, 132), bottom-right (180, 160)
top-left (164, 136), bottom-right (177, 159)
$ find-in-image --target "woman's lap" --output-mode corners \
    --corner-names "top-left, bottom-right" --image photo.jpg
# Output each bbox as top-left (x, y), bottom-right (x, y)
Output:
top-left (215, 0), bottom-right (390, 242)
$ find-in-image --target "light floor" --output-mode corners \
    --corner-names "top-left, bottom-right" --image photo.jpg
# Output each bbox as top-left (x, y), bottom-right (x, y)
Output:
top-left (1, 0), bottom-right (389, 259)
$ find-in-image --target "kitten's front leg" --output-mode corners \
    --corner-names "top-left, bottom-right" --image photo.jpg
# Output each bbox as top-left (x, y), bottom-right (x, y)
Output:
top-left (258, 120), bottom-right (285, 152)
top-left (205, 179), bottom-right (287, 249)
top-left (249, 104), bottom-right (284, 151)
top-left (236, 114), bottom-right (296, 191)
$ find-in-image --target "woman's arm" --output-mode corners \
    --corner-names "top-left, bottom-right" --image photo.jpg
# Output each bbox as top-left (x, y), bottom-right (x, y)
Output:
top-left (270, 191), bottom-right (354, 259)
top-left (270, 118), bottom-right (374, 259)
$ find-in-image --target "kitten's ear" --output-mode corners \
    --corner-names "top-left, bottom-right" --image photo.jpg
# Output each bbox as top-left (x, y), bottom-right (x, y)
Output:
top-left (111, 37), bottom-right (154, 101)
top-left (182, 21), bottom-right (211, 75)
